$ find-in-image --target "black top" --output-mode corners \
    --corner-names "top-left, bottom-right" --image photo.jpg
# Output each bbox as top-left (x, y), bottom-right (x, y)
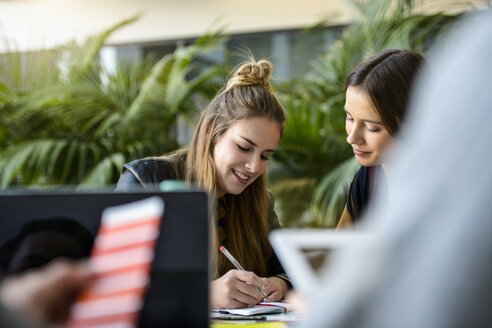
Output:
top-left (116, 155), bottom-right (290, 284)
top-left (346, 166), bottom-right (369, 223)
top-left (116, 154), bottom-right (186, 191)
top-left (346, 165), bottom-right (387, 224)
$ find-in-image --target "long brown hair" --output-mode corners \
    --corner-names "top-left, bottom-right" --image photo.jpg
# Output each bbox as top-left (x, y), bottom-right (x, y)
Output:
top-left (345, 49), bottom-right (426, 136)
top-left (184, 59), bottom-right (286, 277)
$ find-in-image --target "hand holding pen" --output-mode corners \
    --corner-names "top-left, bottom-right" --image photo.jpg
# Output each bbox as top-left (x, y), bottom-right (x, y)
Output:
top-left (220, 246), bottom-right (268, 299)
top-left (211, 245), bottom-right (288, 308)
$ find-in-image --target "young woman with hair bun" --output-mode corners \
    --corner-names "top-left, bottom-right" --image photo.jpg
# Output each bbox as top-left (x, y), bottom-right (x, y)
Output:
top-left (116, 59), bottom-right (290, 308)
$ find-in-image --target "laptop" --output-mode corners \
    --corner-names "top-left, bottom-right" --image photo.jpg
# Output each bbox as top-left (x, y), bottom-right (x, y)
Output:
top-left (269, 229), bottom-right (371, 296)
top-left (0, 189), bottom-right (210, 328)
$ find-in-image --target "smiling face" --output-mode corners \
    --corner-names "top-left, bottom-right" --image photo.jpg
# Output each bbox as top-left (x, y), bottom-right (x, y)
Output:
top-left (213, 116), bottom-right (281, 197)
top-left (345, 86), bottom-right (394, 167)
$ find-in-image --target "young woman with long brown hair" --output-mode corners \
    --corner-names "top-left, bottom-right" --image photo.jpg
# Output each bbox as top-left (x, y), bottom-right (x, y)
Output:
top-left (116, 59), bottom-right (289, 308)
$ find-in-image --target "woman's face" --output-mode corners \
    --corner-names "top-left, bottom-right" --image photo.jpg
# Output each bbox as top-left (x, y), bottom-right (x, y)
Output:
top-left (345, 86), bottom-right (394, 167)
top-left (213, 116), bottom-right (281, 197)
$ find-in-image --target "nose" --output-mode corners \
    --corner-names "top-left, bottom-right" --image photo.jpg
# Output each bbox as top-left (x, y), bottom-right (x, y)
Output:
top-left (245, 155), bottom-right (262, 174)
top-left (346, 125), bottom-right (364, 146)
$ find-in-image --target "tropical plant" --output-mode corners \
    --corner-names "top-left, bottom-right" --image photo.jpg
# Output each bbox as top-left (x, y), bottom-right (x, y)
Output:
top-left (270, 0), bottom-right (463, 227)
top-left (0, 16), bottom-right (227, 189)
top-left (268, 94), bottom-right (351, 227)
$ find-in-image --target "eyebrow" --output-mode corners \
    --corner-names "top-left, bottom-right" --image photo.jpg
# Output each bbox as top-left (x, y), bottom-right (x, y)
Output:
top-left (240, 136), bottom-right (275, 153)
top-left (344, 108), bottom-right (384, 125)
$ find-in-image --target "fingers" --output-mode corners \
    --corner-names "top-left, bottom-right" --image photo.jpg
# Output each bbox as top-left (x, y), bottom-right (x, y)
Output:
top-left (211, 271), bottom-right (290, 309)
top-left (211, 270), bottom-right (265, 308)
top-left (264, 290), bottom-right (282, 302)
top-left (285, 290), bottom-right (309, 314)
top-left (47, 259), bottom-right (93, 290)
top-left (223, 270), bottom-right (264, 299)
top-left (259, 277), bottom-right (288, 302)
top-left (34, 259), bottom-right (94, 324)
top-left (224, 270), bottom-right (264, 303)
top-left (0, 259), bottom-right (94, 325)
top-left (233, 270), bottom-right (264, 289)
top-left (236, 282), bottom-right (264, 302)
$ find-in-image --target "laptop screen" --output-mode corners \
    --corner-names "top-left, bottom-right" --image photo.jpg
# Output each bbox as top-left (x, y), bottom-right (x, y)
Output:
top-left (0, 190), bottom-right (210, 328)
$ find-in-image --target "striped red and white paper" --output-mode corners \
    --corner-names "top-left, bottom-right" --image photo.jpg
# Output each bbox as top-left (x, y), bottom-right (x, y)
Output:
top-left (67, 197), bottom-right (164, 328)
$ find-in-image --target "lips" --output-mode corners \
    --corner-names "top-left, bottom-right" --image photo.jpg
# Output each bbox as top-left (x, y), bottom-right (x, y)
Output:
top-left (232, 168), bottom-right (250, 184)
top-left (353, 148), bottom-right (370, 156)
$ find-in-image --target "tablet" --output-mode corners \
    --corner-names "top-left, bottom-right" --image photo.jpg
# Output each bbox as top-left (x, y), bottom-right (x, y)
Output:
top-left (0, 189), bottom-right (210, 328)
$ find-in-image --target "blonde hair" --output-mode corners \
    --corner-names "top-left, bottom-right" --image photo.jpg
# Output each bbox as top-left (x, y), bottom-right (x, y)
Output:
top-left (184, 59), bottom-right (286, 277)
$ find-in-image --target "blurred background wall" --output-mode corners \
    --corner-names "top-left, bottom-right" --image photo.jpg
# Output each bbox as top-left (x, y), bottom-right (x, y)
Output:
top-left (0, 0), bottom-right (477, 49)
top-left (0, 0), bottom-right (481, 80)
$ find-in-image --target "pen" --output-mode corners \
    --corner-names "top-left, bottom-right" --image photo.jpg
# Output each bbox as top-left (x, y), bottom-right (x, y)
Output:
top-left (220, 245), bottom-right (268, 299)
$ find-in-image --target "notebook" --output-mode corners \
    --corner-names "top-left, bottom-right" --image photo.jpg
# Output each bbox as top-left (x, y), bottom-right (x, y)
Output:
top-left (269, 229), bottom-right (372, 295)
top-left (211, 322), bottom-right (287, 328)
top-left (212, 301), bottom-right (292, 316)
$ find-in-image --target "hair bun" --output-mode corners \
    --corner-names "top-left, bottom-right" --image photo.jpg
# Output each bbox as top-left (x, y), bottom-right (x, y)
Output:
top-left (225, 59), bottom-right (273, 92)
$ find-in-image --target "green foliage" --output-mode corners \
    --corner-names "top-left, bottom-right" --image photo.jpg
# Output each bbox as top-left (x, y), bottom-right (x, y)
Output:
top-left (270, 0), bottom-right (460, 227)
top-left (0, 0), bottom-right (470, 227)
top-left (310, 157), bottom-right (360, 227)
top-left (0, 17), bottom-right (226, 188)
top-left (268, 95), bottom-right (352, 227)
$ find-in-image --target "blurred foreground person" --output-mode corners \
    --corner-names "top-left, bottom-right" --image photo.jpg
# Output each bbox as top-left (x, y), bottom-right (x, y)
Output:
top-left (303, 9), bottom-right (492, 328)
top-left (0, 260), bottom-right (92, 328)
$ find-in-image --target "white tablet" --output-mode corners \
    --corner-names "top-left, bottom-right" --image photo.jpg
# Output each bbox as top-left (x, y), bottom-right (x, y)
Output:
top-left (270, 229), bottom-right (372, 295)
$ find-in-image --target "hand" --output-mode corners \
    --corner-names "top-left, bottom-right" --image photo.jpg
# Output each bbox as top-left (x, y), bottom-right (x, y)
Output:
top-left (211, 269), bottom-right (265, 308)
top-left (0, 259), bottom-right (93, 326)
top-left (285, 290), bottom-right (308, 314)
top-left (260, 276), bottom-right (288, 302)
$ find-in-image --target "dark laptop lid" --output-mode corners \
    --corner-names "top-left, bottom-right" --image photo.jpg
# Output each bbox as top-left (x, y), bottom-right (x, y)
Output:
top-left (0, 190), bottom-right (210, 328)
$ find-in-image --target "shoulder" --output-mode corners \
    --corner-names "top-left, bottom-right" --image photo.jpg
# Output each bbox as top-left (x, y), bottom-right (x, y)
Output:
top-left (116, 153), bottom-right (187, 190)
top-left (336, 205), bottom-right (353, 229)
top-left (124, 157), bottom-right (175, 181)
top-left (126, 156), bottom-right (178, 172)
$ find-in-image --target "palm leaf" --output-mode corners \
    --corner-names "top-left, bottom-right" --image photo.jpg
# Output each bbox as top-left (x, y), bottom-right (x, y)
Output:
top-left (59, 15), bottom-right (140, 83)
top-left (0, 18), bottom-right (226, 189)
top-left (0, 143), bottom-right (34, 187)
top-left (310, 157), bottom-right (360, 227)
top-left (0, 79), bottom-right (16, 104)
top-left (270, 177), bottom-right (317, 227)
top-left (120, 54), bottom-right (174, 129)
top-left (78, 152), bottom-right (125, 187)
